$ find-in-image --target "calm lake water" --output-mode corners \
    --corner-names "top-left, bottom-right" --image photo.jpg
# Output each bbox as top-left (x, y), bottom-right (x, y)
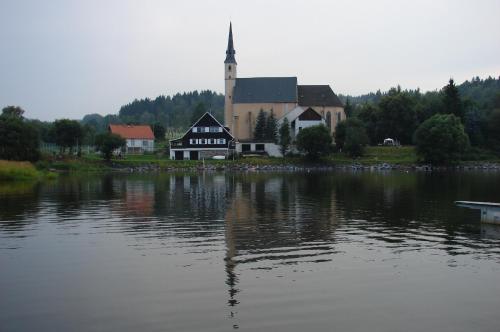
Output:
top-left (1, 171), bottom-right (500, 332)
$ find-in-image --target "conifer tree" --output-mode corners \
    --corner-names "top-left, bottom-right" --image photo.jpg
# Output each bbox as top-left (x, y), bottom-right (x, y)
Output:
top-left (265, 112), bottom-right (278, 142)
top-left (254, 109), bottom-right (267, 141)
top-left (442, 79), bottom-right (464, 120)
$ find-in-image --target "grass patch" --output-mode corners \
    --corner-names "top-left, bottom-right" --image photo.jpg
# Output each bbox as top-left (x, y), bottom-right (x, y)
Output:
top-left (329, 146), bottom-right (418, 165)
top-left (0, 160), bottom-right (42, 181)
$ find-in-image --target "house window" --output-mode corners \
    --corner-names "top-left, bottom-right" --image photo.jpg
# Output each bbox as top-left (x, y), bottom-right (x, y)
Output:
top-left (256, 144), bottom-right (265, 151)
top-left (143, 140), bottom-right (149, 147)
top-left (204, 127), bottom-right (209, 133)
top-left (218, 139), bottom-right (226, 145)
top-left (242, 144), bottom-right (251, 152)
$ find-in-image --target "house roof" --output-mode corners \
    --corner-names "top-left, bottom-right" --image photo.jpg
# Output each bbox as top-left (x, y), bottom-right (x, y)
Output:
top-left (109, 124), bottom-right (154, 139)
top-left (171, 112), bottom-right (234, 142)
top-left (297, 85), bottom-right (343, 107)
top-left (233, 77), bottom-right (298, 103)
top-left (277, 106), bottom-right (325, 125)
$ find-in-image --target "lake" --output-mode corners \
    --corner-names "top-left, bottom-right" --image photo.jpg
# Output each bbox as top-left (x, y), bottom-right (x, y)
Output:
top-left (1, 171), bottom-right (500, 332)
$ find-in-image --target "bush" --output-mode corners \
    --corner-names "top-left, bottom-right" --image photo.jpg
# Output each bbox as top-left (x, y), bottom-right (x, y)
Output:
top-left (414, 114), bottom-right (469, 164)
top-left (296, 125), bottom-right (332, 159)
top-left (0, 160), bottom-right (40, 181)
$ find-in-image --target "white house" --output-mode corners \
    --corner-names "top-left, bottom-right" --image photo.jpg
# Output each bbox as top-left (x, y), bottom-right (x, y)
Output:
top-left (109, 124), bottom-right (155, 154)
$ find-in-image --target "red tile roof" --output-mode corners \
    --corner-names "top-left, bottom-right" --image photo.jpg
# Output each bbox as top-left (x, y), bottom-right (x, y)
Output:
top-left (109, 124), bottom-right (154, 139)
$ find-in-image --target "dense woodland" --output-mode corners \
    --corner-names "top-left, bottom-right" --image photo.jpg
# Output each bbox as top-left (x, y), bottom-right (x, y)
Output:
top-left (82, 90), bottom-right (224, 132)
top-left (338, 76), bottom-right (500, 151)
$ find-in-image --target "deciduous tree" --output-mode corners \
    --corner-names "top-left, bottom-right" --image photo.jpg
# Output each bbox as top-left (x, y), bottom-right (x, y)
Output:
top-left (296, 125), bottom-right (332, 159)
top-left (414, 114), bottom-right (469, 164)
top-left (95, 133), bottom-right (126, 161)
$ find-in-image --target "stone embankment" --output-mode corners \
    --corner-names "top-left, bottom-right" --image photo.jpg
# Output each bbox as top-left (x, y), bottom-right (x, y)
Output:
top-left (110, 162), bottom-right (500, 173)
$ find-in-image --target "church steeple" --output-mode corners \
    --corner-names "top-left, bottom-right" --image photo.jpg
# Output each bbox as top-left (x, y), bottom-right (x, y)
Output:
top-left (225, 22), bottom-right (236, 64)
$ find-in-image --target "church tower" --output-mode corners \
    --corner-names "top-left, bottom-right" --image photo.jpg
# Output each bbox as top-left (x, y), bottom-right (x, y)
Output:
top-left (224, 22), bottom-right (237, 132)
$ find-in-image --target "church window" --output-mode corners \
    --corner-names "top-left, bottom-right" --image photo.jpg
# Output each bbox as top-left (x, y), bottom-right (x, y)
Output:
top-left (337, 112), bottom-right (341, 122)
top-left (326, 112), bottom-right (332, 130)
top-left (228, 65), bottom-right (231, 71)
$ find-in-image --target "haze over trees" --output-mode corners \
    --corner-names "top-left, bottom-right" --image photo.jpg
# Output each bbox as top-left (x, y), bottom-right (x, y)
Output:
top-left (0, 106), bottom-right (39, 161)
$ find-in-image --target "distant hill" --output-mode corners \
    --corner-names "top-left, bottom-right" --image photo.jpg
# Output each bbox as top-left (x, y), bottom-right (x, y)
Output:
top-left (82, 90), bottom-right (224, 132)
top-left (339, 76), bottom-right (500, 109)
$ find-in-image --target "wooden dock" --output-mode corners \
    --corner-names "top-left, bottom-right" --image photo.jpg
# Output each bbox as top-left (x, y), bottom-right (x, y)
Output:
top-left (455, 201), bottom-right (500, 224)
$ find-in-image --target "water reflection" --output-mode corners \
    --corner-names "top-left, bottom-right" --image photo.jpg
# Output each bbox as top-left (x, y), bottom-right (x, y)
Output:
top-left (1, 171), bottom-right (500, 331)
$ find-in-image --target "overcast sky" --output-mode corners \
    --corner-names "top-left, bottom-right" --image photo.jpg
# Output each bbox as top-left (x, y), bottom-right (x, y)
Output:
top-left (1, 0), bottom-right (499, 121)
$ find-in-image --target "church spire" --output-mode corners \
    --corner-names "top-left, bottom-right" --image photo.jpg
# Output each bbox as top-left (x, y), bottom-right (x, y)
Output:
top-left (224, 22), bottom-right (236, 64)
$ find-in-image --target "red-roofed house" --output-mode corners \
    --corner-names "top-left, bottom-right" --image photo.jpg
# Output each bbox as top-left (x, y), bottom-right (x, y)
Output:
top-left (109, 124), bottom-right (155, 154)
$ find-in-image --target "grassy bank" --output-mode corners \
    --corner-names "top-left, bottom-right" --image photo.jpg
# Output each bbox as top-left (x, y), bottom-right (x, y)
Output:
top-left (36, 146), bottom-right (500, 172)
top-left (0, 160), bottom-right (57, 181)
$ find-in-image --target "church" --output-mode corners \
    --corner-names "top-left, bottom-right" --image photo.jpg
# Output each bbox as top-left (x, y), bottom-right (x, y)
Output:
top-left (224, 23), bottom-right (345, 142)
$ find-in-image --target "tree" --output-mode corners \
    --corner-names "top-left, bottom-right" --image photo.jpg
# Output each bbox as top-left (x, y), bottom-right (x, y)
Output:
top-left (95, 133), bottom-right (126, 161)
top-left (344, 98), bottom-right (354, 118)
top-left (254, 109), bottom-right (267, 141)
top-left (265, 112), bottom-right (277, 142)
top-left (414, 114), bottom-right (470, 164)
top-left (344, 121), bottom-right (369, 157)
top-left (278, 118), bottom-right (291, 156)
top-left (442, 79), bottom-right (465, 120)
top-left (487, 109), bottom-right (500, 152)
top-left (0, 114), bottom-right (39, 161)
top-left (153, 123), bottom-right (166, 141)
top-left (2, 106), bottom-right (25, 119)
top-left (296, 125), bottom-right (332, 159)
top-left (335, 118), bottom-right (367, 153)
top-left (191, 102), bottom-right (206, 124)
top-left (376, 87), bottom-right (417, 145)
top-left (53, 119), bottom-right (83, 154)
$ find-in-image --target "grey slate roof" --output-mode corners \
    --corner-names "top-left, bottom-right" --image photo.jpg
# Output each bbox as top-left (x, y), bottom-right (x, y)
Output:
top-left (233, 77), bottom-right (298, 103)
top-left (297, 85), bottom-right (343, 107)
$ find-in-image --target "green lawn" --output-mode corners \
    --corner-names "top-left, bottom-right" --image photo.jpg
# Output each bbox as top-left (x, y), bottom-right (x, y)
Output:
top-left (329, 146), bottom-right (418, 165)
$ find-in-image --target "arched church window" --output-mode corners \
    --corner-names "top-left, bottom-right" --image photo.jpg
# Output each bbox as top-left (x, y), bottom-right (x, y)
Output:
top-left (228, 65), bottom-right (232, 71)
top-left (326, 112), bottom-right (332, 129)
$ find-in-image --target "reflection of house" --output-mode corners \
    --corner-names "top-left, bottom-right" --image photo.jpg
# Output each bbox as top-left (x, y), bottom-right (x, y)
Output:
top-left (109, 124), bottom-right (155, 154)
top-left (169, 112), bottom-right (235, 160)
top-left (223, 23), bottom-right (345, 142)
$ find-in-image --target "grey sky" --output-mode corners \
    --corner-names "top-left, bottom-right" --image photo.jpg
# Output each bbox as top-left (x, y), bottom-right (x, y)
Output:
top-left (1, 0), bottom-right (499, 121)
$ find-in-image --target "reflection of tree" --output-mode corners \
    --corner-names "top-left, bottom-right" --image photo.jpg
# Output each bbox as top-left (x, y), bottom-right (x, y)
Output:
top-left (0, 182), bottom-right (41, 232)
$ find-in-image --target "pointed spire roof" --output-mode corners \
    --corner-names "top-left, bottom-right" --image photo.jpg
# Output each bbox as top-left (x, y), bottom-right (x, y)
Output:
top-left (224, 22), bottom-right (237, 64)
